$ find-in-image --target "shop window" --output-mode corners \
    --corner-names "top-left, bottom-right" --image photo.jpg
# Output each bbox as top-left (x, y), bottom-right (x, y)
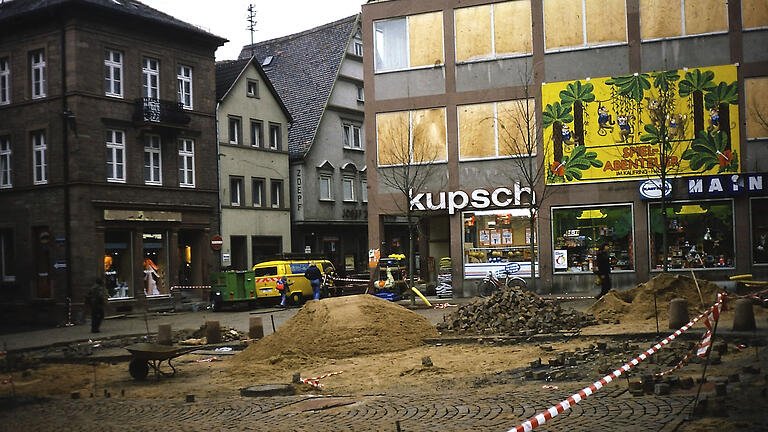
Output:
top-left (374, 12), bottom-right (444, 72)
top-left (104, 230), bottom-right (133, 298)
top-left (458, 99), bottom-right (536, 160)
top-left (463, 209), bottom-right (538, 278)
top-left (640, 0), bottom-right (727, 40)
top-left (1, 229), bottom-right (14, 282)
top-left (552, 204), bottom-right (634, 273)
top-left (143, 232), bottom-right (168, 296)
top-left (742, 0), bottom-right (768, 29)
top-left (376, 108), bottom-right (447, 166)
top-left (649, 200), bottom-right (734, 269)
top-left (753, 198), bottom-right (768, 264)
top-left (746, 77), bottom-right (768, 139)
top-left (454, 1), bottom-right (532, 63)
top-left (543, 0), bottom-right (627, 51)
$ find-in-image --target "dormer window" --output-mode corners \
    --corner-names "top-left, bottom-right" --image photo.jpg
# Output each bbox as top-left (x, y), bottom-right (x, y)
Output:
top-left (262, 56), bottom-right (273, 67)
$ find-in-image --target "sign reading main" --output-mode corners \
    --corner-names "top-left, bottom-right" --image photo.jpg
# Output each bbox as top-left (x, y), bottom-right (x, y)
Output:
top-left (410, 183), bottom-right (534, 215)
top-left (687, 173), bottom-right (766, 197)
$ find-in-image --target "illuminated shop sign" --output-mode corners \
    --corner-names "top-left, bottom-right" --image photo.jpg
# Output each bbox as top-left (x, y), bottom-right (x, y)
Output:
top-left (687, 173), bottom-right (766, 197)
top-left (409, 183), bottom-right (534, 215)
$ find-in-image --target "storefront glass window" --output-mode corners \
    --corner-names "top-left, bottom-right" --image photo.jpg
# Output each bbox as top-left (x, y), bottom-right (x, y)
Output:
top-left (143, 232), bottom-right (169, 296)
top-left (649, 200), bottom-right (734, 269)
top-left (104, 230), bottom-right (133, 299)
top-left (552, 204), bottom-right (634, 273)
top-left (753, 199), bottom-right (768, 264)
top-left (462, 209), bottom-right (537, 278)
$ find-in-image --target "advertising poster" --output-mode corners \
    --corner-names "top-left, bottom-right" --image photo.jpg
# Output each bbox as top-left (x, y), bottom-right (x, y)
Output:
top-left (490, 229), bottom-right (502, 246)
top-left (479, 229), bottom-right (490, 246)
top-left (553, 249), bottom-right (568, 270)
top-left (542, 64), bottom-right (740, 184)
top-left (502, 229), bottom-right (514, 245)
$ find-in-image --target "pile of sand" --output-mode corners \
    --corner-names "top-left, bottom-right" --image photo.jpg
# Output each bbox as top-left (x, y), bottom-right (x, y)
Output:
top-left (588, 273), bottom-right (722, 322)
top-left (233, 295), bottom-right (438, 365)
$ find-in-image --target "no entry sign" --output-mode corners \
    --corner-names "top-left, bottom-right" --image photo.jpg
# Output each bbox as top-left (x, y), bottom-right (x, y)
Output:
top-left (210, 235), bottom-right (223, 251)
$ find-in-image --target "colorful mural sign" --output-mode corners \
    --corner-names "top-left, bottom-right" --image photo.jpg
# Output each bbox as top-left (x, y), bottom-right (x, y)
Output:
top-left (542, 64), bottom-right (740, 184)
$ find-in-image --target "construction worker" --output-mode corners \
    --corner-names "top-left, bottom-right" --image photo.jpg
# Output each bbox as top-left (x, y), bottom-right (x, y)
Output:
top-left (276, 276), bottom-right (293, 308)
top-left (85, 278), bottom-right (108, 333)
top-left (595, 243), bottom-right (612, 298)
top-left (304, 262), bottom-right (322, 300)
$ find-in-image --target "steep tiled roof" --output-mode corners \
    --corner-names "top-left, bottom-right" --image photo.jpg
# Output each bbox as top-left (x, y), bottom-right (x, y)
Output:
top-left (238, 14), bottom-right (359, 157)
top-left (0, 0), bottom-right (226, 43)
top-left (215, 57), bottom-right (293, 122)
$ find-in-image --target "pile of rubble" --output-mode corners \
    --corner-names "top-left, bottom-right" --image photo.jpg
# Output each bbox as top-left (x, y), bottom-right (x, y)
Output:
top-left (437, 288), bottom-right (596, 335)
top-left (176, 325), bottom-right (245, 345)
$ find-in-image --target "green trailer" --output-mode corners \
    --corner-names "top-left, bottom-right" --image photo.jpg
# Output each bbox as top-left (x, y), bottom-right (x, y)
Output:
top-left (210, 270), bottom-right (257, 311)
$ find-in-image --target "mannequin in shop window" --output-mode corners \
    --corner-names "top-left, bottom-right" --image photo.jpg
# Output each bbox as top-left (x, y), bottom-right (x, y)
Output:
top-left (144, 258), bottom-right (160, 296)
top-left (104, 255), bottom-right (118, 297)
top-left (756, 232), bottom-right (768, 263)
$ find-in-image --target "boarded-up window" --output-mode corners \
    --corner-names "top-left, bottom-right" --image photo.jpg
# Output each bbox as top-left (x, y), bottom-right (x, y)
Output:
top-left (544, 0), bottom-right (627, 50)
top-left (377, 111), bottom-right (409, 165)
top-left (409, 12), bottom-right (445, 68)
top-left (641, 0), bottom-right (727, 40)
top-left (455, 5), bottom-right (492, 62)
top-left (746, 77), bottom-right (768, 139)
top-left (412, 108), bottom-right (448, 162)
top-left (459, 103), bottom-right (496, 159)
top-left (498, 99), bottom-right (536, 156)
top-left (741, 0), bottom-right (768, 29)
top-left (494, 1), bottom-right (533, 56)
top-left (684, 0), bottom-right (728, 35)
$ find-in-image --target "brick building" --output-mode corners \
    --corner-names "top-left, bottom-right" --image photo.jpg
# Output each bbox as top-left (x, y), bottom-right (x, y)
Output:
top-left (0, 0), bottom-right (226, 325)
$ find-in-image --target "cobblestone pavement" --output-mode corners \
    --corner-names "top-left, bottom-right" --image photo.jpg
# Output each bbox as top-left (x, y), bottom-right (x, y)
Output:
top-left (0, 385), bottom-right (694, 431)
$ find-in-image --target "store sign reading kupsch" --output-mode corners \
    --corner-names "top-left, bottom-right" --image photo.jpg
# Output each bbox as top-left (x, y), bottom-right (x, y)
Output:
top-left (410, 183), bottom-right (534, 215)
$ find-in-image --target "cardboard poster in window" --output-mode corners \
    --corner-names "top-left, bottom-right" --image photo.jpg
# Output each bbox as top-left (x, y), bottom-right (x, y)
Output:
top-left (490, 229), bottom-right (502, 246)
top-left (479, 229), bottom-right (490, 246)
top-left (554, 249), bottom-right (568, 269)
top-left (502, 229), bottom-right (514, 245)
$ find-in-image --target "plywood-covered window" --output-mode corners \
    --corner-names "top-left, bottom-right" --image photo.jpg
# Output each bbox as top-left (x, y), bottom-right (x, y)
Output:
top-left (458, 99), bottom-right (536, 160)
top-left (543, 0), bottom-right (627, 51)
top-left (641, 0), bottom-right (727, 40)
top-left (374, 12), bottom-right (444, 72)
top-left (746, 77), bottom-right (768, 139)
top-left (742, 0), bottom-right (768, 30)
top-left (376, 108), bottom-right (447, 166)
top-left (455, 1), bottom-right (532, 63)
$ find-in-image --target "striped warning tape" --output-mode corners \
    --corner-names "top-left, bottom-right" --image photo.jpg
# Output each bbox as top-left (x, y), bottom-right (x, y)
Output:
top-left (553, 295), bottom-right (596, 301)
top-left (656, 300), bottom-right (723, 377)
top-left (433, 303), bottom-right (458, 309)
top-left (300, 370), bottom-right (343, 388)
top-left (170, 285), bottom-right (212, 290)
top-left (330, 277), bottom-right (371, 283)
top-left (255, 277), bottom-right (280, 284)
top-left (509, 293), bottom-right (726, 432)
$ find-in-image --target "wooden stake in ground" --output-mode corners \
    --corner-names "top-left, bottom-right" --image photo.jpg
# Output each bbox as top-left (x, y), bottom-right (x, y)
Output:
top-left (690, 270), bottom-right (705, 310)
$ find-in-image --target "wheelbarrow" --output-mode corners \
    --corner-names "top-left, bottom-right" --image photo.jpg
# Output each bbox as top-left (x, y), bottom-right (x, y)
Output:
top-left (124, 343), bottom-right (204, 381)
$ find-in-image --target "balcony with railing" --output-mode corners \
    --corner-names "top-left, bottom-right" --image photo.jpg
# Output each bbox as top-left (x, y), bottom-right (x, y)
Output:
top-left (134, 97), bottom-right (191, 126)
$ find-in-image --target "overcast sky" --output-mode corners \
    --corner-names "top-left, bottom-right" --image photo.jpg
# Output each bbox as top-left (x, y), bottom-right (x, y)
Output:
top-left (141, 0), bottom-right (365, 60)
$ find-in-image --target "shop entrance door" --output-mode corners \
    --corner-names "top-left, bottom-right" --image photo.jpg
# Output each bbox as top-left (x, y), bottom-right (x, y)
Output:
top-left (178, 231), bottom-right (202, 286)
top-left (34, 226), bottom-right (52, 298)
top-left (230, 236), bottom-right (247, 270)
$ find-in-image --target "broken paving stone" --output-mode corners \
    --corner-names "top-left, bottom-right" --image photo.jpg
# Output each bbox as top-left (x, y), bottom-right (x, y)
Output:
top-left (654, 383), bottom-right (670, 395)
top-left (421, 356), bottom-right (433, 367)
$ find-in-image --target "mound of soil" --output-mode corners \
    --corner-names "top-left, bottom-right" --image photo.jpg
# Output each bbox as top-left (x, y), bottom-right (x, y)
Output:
top-left (588, 273), bottom-right (722, 322)
top-left (233, 295), bottom-right (438, 364)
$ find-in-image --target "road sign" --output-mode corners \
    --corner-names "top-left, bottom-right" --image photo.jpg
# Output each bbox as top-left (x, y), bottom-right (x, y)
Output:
top-left (53, 261), bottom-right (67, 270)
top-left (211, 235), bottom-right (223, 251)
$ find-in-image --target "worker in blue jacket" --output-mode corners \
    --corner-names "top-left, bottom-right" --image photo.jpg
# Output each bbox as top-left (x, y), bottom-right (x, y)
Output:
top-left (304, 262), bottom-right (322, 300)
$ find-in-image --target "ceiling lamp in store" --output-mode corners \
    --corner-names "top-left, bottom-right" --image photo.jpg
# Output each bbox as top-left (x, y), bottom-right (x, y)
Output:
top-left (675, 205), bottom-right (707, 215)
top-left (576, 209), bottom-right (607, 219)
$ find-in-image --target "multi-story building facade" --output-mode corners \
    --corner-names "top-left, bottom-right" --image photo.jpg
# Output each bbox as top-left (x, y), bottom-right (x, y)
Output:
top-left (239, 15), bottom-right (368, 275)
top-left (363, 0), bottom-right (768, 296)
top-left (0, 0), bottom-right (225, 325)
top-left (215, 57), bottom-right (293, 269)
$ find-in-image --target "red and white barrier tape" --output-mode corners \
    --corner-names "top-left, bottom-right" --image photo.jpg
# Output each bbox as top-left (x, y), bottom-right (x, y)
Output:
top-left (330, 277), bottom-right (371, 284)
top-left (0, 376), bottom-right (13, 385)
top-left (171, 285), bottom-right (212, 290)
top-left (509, 293), bottom-right (726, 432)
top-left (434, 303), bottom-right (458, 309)
top-left (194, 357), bottom-right (219, 363)
top-left (656, 301), bottom-right (723, 377)
top-left (300, 370), bottom-right (343, 388)
top-left (553, 295), bottom-right (595, 301)
top-left (254, 277), bottom-right (280, 284)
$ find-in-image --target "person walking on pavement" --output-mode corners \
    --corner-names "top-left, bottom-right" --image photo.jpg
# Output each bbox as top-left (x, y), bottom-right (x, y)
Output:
top-left (304, 262), bottom-right (322, 300)
top-left (85, 278), bottom-right (108, 333)
top-left (276, 276), bottom-right (293, 308)
top-left (595, 243), bottom-right (612, 298)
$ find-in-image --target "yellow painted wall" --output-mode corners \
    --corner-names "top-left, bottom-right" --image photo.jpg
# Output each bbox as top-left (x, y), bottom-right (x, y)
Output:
top-left (741, 0), bottom-right (768, 29)
top-left (409, 12), bottom-right (444, 67)
top-left (746, 77), bottom-right (768, 139)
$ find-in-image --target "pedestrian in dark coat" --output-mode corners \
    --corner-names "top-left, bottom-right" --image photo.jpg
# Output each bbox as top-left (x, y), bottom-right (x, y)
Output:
top-left (86, 279), bottom-right (108, 333)
top-left (595, 243), bottom-right (612, 298)
top-left (304, 262), bottom-right (322, 300)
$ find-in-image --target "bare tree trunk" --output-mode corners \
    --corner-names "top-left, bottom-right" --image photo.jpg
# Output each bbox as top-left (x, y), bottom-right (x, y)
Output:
top-left (407, 209), bottom-right (415, 305)
top-left (574, 101), bottom-right (584, 145)
top-left (553, 121), bottom-right (563, 163)
top-left (529, 212), bottom-right (536, 292)
top-left (719, 102), bottom-right (731, 150)
top-left (693, 91), bottom-right (704, 135)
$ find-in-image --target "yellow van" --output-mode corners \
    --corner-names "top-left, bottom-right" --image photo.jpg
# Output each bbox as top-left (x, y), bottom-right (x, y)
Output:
top-left (252, 259), bottom-right (336, 304)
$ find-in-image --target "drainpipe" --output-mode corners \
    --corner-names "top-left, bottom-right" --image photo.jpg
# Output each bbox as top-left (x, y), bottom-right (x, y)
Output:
top-left (61, 20), bottom-right (73, 307)
top-left (215, 101), bottom-right (222, 271)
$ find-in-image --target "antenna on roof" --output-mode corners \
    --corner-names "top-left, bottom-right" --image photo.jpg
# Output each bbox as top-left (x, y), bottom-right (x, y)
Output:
top-left (246, 3), bottom-right (257, 58)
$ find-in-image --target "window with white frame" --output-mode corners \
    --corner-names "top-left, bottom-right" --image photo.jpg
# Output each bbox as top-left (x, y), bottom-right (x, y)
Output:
top-left (269, 123), bottom-right (280, 150)
top-left (142, 57), bottom-right (159, 98)
top-left (229, 117), bottom-right (241, 144)
top-left (342, 177), bottom-right (355, 201)
top-left (177, 65), bottom-right (193, 109)
top-left (252, 177), bottom-right (265, 207)
top-left (319, 174), bottom-right (332, 200)
top-left (104, 50), bottom-right (123, 97)
top-left (31, 130), bottom-right (46, 184)
top-left (0, 136), bottom-right (11, 188)
top-left (357, 85), bottom-right (364, 102)
top-left (374, 18), bottom-right (408, 71)
top-left (270, 179), bottom-right (282, 208)
top-left (0, 57), bottom-right (10, 105)
top-left (106, 129), bottom-right (125, 182)
top-left (178, 138), bottom-right (195, 187)
top-left (343, 124), bottom-right (362, 149)
top-left (0, 229), bottom-right (14, 282)
top-left (354, 39), bottom-right (363, 56)
top-left (230, 177), bottom-right (243, 206)
top-left (251, 120), bottom-right (263, 147)
top-left (361, 179), bottom-right (367, 202)
top-left (143, 135), bottom-right (162, 185)
top-left (247, 80), bottom-right (259, 97)
top-left (374, 12), bottom-right (444, 72)
top-left (30, 50), bottom-right (46, 99)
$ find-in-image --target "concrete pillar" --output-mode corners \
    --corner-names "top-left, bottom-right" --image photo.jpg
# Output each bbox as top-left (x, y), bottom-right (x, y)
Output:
top-left (669, 298), bottom-right (689, 329)
top-left (206, 320), bottom-right (221, 344)
top-left (157, 323), bottom-right (172, 345)
top-left (732, 298), bottom-right (756, 331)
top-left (249, 316), bottom-right (264, 339)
